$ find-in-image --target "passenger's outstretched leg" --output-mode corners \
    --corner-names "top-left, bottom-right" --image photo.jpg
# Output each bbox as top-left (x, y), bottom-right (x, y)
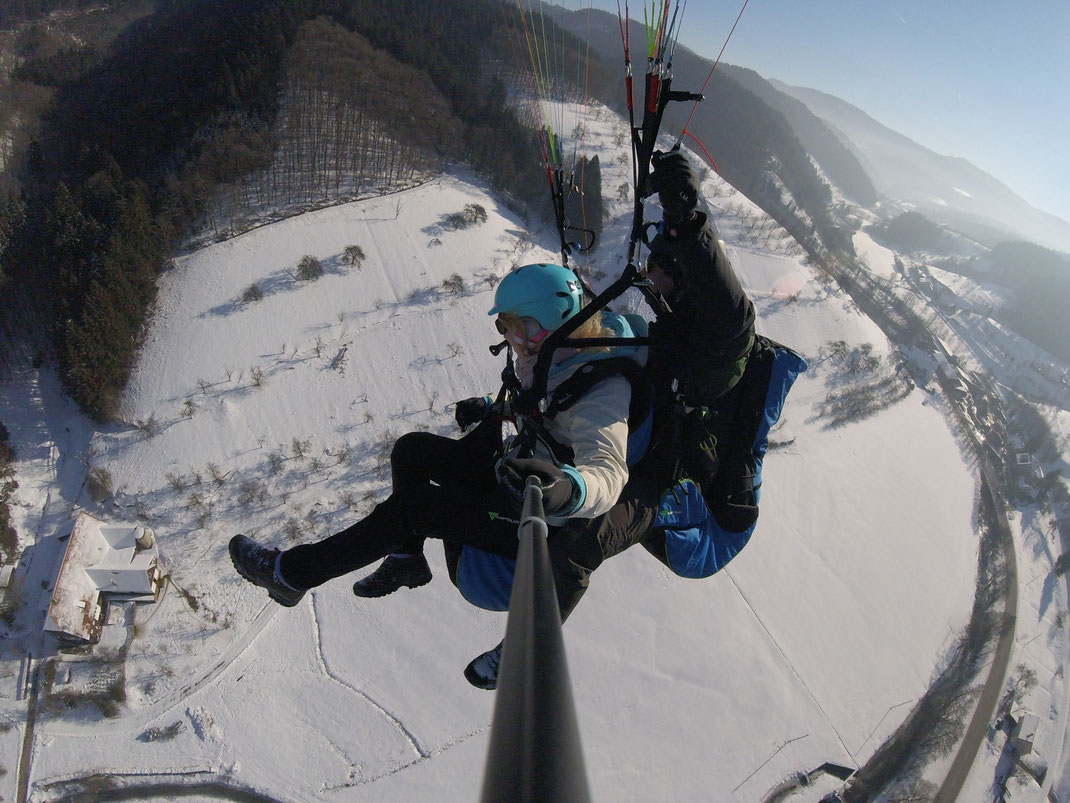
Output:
top-left (231, 493), bottom-right (410, 604)
top-left (231, 429), bottom-right (500, 605)
top-left (351, 428), bottom-right (499, 597)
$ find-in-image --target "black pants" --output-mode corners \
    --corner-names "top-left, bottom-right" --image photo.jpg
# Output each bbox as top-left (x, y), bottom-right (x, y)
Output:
top-left (279, 427), bottom-right (522, 590)
top-left (547, 456), bottom-right (666, 622)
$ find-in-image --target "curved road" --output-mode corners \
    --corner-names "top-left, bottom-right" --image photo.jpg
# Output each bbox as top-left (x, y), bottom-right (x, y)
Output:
top-left (934, 457), bottom-right (1018, 802)
top-left (839, 263), bottom-right (1023, 801)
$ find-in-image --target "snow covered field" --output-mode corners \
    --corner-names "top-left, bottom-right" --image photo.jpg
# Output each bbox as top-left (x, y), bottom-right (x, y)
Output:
top-left (0, 103), bottom-right (1066, 801)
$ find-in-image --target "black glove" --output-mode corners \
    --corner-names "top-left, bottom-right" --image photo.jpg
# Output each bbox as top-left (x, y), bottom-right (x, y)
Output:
top-left (649, 149), bottom-right (700, 224)
top-left (455, 397), bottom-right (490, 432)
top-left (498, 457), bottom-right (578, 516)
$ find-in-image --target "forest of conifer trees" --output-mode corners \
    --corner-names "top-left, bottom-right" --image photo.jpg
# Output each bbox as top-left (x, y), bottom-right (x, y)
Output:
top-left (191, 16), bottom-right (460, 237)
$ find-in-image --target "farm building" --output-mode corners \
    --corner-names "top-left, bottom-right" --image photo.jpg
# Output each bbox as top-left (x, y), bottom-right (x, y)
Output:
top-left (44, 513), bottom-right (162, 644)
top-left (1011, 711), bottom-right (1040, 755)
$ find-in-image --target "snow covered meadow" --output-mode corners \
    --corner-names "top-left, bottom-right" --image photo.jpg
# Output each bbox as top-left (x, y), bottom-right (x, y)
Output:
top-left (0, 104), bottom-right (1066, 801)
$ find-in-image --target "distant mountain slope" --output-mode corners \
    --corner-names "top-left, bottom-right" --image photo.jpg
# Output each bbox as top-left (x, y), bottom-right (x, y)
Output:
top-left (560, 9), bottom-right (853, 260)
top-left (720, 65), bottom-right (877, 207)
top-left (773, 81), bottom-right (1070, 253)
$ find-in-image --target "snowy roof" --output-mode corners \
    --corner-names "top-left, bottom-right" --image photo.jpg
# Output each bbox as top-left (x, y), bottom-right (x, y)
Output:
top-left (1013, 712), bottom-right (1040, 746)
top-left (46, 513), bottom-right (159, 641)
top-left (933, 336), bottom-right (956, 361)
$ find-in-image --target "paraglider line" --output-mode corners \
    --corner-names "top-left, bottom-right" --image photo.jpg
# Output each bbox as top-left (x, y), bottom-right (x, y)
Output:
top-left (682, 129), bottom-right (718, 173)
top-left (681, 0), bottom-right (750, 137)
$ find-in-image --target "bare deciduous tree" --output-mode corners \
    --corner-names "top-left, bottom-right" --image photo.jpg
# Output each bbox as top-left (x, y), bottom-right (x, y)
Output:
top-left (441, 274), bottom-right (465, 295)
top-left (296, 255), bottom-right (324, 281)
top-left (87, 467), bottom-right (113, 503)
top-left (343, 244), bottom-right (366, 269)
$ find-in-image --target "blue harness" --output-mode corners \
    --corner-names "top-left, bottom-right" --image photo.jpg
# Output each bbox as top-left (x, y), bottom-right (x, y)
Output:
top-left (655, 341), bottom-right (807, 578)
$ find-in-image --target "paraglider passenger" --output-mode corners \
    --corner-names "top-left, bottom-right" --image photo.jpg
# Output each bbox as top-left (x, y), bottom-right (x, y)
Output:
top-left (229, 263), bottom-right (639, 687)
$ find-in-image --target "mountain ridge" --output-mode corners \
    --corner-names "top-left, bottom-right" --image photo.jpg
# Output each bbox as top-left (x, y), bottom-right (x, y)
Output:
top-left (772, 79), bottom-right (1070, 252)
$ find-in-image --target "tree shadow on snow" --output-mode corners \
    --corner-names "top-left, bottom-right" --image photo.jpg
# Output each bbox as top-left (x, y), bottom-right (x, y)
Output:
top-left (200, 256), bottom-right (353, 319)
top-left (1038, 571), bottom-right (1059, 621)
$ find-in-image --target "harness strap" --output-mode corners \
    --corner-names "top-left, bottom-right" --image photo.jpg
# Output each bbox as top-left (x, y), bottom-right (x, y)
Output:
top-left (544, 357), bottom-right (651, 430)
top-left (513, 356), bottom-right (653, 469)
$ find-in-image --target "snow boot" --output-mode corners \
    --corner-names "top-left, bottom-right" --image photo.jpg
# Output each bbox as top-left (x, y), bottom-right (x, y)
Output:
top-left (229, 534), bottom-right (306, 607)
top-left (464, 640), bottom-right (504, 690)
top-left (352, 553), bottom-right (432, 598)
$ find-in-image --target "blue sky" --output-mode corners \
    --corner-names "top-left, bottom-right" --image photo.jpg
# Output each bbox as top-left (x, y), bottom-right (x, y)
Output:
top-left (587, 1), bottom-right (1070, 225)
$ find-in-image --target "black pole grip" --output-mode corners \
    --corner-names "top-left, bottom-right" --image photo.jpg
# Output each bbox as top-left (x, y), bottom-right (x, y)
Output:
top-left (480, 477), bottom-right (592, 802)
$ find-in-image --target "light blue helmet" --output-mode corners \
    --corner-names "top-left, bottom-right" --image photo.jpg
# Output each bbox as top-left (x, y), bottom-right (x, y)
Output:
top-left (488, 263), bottom-right (583, 331)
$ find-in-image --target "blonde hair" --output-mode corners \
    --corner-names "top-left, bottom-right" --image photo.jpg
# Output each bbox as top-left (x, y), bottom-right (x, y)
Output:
top-left (568, 309), bottom-right (614, 352)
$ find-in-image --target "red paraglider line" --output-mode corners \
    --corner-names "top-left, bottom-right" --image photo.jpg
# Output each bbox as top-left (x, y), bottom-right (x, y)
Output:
top-left (683, 129), bottom-right (718, 173)
top-left (681, 0), bottom-right (750, 139)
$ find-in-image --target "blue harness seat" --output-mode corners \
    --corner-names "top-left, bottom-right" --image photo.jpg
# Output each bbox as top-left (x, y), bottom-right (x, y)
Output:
top-left (454, 545), bottom-right (518, 612)
top-left (654, 340), bottom-right (806, 578)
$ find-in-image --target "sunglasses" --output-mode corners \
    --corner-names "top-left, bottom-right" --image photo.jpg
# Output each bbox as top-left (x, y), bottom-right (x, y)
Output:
top-left (495, 316), bottom-right (551, 346)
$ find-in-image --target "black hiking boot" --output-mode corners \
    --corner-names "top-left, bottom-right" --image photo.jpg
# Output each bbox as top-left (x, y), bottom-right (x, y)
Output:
top-left (464, 640), bottom-right (504, 690)
top-left (352, 553), bottom-right (432, 598)
top-left (229, 534), bottom-right (306, 607)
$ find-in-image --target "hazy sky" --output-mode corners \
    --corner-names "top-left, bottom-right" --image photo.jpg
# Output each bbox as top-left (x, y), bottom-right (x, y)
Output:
top-left (587, 1), bottom-right (1070, 225)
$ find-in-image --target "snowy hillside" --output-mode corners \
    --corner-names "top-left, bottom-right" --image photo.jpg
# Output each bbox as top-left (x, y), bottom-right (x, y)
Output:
top-left (1, 102), bottom-right (1067, 802)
